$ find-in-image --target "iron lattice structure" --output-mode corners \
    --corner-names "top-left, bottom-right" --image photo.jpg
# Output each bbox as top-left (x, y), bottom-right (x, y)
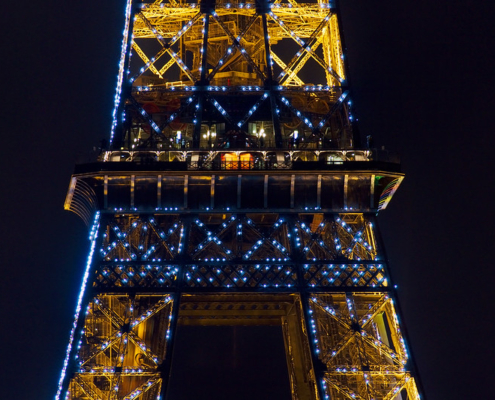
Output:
top-left (57, 0), bottom-right (423, 399)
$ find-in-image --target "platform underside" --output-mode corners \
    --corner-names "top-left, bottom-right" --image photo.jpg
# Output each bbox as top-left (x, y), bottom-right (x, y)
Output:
top-left (65, 165), bottom-right (403, 225)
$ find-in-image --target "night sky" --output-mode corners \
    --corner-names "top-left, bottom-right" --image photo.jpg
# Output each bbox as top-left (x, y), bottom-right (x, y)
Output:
top-left (1, 1), bottom-right (494, 399)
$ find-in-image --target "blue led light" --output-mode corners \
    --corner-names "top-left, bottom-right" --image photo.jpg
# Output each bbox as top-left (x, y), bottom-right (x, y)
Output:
top-left (110, 0), bottom-right (133, 145)
top-left (55, 212), bottom-right (100, 400)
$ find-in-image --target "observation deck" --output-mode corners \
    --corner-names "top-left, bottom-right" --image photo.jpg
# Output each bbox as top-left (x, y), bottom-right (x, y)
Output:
top-left (65, 148), bottom-right (402, 225)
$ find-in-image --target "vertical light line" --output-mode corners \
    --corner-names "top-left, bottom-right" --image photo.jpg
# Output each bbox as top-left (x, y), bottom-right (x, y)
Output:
top-left (157, 175), bottom-right (162, 209)
top-left (317, 174), bottom-right (322, 209)
top-left (210, 175), bottom-right (215, 209)
top-left (130, 175), bottom-right (135, 208)
top-left (55, 212), bottom-right (100, 400)
top-left (290, 174), bottom-right (295, 208)
top-left (184, 175), bottom-right (188, 209)
top-left (264, 174), bottom-right (268, 208)
top-left (104, 175), bottom-right (108, 209)
top-left (370, 174), bottom-right (375, 210)
top-left (110, 0), bottom-right (134, 144)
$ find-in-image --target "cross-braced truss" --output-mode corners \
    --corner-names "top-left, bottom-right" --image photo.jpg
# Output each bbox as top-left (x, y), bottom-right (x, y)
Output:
top-left (308, 293), bottom-right (420, 400)
top-left (69, 294), bottom-right (173, 400)
top-left (61, 212), bottom-right (421, 399)
top-left (93, 213), bottom-right (386, 290)
top-left (110, 0), bottom-right (355, 152)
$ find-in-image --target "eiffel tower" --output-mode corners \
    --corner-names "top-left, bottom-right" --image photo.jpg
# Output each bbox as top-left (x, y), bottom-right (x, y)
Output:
top-left (56, 1), bottom-right (424, 399)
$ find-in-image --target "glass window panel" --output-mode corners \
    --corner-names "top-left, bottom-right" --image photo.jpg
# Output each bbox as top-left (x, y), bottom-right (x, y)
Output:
top-left (294, 175), bottom-right (317, 209)
top-left (135, 176), bottom-right (157, 209)
top-left (162, 175), bottom-right (184, 209)
top-left (107, 176), bottom-right (130, 209)
top-left (215, 175), bottom-right (238, 209)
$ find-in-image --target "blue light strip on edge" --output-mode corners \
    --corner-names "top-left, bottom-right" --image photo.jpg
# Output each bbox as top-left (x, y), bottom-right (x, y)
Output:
top-left (110, 0), bottom-right (134, 145)
top-left (55, 212), bottom-right (100, 400)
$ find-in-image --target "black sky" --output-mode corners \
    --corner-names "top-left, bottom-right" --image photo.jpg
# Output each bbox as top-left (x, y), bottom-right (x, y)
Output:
top-left (1, 1), bottom-right (495, 399)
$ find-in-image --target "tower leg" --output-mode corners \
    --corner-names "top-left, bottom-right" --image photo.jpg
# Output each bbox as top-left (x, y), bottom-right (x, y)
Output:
top-left (159, 292), bottom-right (181, 400)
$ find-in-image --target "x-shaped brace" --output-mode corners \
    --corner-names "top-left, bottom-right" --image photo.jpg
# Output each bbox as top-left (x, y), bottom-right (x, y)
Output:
top-left (208, 12), bottom-right (266, 82)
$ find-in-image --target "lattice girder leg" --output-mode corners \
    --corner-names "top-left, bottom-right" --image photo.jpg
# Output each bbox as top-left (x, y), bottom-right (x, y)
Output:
top-left (59, 210), bottom-right (421, 400)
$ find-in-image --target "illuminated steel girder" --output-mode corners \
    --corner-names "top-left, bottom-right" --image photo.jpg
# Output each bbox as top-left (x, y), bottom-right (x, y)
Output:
top-left (56, 1), bottom-right (424, 400)
top-left (108, 0), bottom-right (353, 152)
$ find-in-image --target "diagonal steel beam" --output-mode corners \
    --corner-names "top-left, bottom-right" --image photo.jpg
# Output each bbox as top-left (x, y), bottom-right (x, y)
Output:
top-left (359, 294), bottom-right (389, 328)
top-left (158, 95), bottom-right (196, 132)
top-left (269, 10), bottom-right (343, 84)
top-left (301, 220), bottom-right (340, 259)
top-left (147, 223), bottom-right (176, 259)
top-left (80, 333), bottom-right (122, 367)
top-left (191, 216), bottom-right (236, 259)
top-left (281, 38), bottom-right (320, 86)
top-left (123, 377), bottom-right (160, 400)
top-left (158, 57), bottom-right (176, 77)
top-left (129, 95), bottom-right (163, 136)
top-left (280, 95), bottom-right (315, 130)
top-left (132, 41), bottom-right (163, 78)
top-left (271, 51), bottom-right (305, 86)
top-left (94, 297), bottom-right (125, 329)
top-left (208, 12), bottom-right (266, 81)
top-left (73, 376), bottom-right (101, 400)
top-left (241, 217), bottom-right (291, 260)
top-left (236, 92), bottom-right (269, 128)
top-left (208, 95), bottom-right (235, 126)
top-left (324, 377), bottom-right (367, 400)
top-left (310, 297), bottom-right (351, 331)
top-left (310, 90), bottom-right (349, 136)
top-left (128, 332), bottom-right (161, 365)
top-left (130, 296), bottom-right (172, 329)
top-left (133, 11), bottom-right (201, 83)
top-left (382, 374), bottom-right (410, 400)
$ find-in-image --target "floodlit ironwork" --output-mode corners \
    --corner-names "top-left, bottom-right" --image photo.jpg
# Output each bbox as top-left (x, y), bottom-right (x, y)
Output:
top-left (57, 1), bottom-right (423, 399)
top-left (108, 0), bottom-right (352, 152)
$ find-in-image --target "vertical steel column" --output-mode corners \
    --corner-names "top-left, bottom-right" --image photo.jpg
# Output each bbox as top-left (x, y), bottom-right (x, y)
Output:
top-left (193, 1), bottom-right (214, 148)
top-left (289, 214), bottom-right (327, 400)
top-left (258, 0), bottom-right (283, 148)
top-left (160, 215), bottom-right (190, 399)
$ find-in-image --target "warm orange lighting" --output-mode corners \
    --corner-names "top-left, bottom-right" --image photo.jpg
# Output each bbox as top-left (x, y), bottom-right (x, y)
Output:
top-left (221, 153), bottom-right (254, 169)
